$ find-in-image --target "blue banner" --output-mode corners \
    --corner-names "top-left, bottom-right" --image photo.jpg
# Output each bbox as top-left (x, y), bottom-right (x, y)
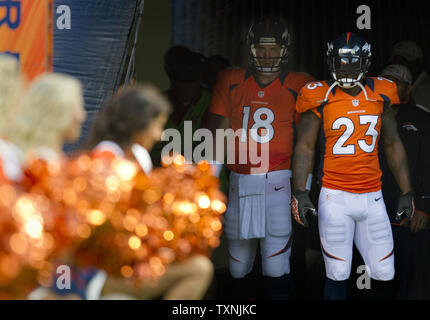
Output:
top-left (53, 0), bottom-right (138, 151)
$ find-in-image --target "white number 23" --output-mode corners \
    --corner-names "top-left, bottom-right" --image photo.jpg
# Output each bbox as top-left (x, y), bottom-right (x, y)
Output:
top-left (332, 115), bottom-right (379, 155)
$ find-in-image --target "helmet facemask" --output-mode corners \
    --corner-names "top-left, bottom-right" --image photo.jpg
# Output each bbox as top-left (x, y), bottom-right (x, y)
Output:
top-left (249, 42), bottom-right (288, 74)
top-left (326, 36), bottom-right (372, 88)
top-left (328, 54), bottom-right (371, 88)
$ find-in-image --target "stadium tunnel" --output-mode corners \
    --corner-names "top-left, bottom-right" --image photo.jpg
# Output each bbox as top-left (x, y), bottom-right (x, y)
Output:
top-left (46, 0), bottom-right (429, 299)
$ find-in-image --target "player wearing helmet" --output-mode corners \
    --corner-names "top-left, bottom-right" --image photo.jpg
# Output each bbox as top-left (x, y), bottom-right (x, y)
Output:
top-left (247, 19), bottom-right (290, 74)
top-left (326, 32), bottom-right (371, 89)
top-left (291, 32), bottom-right (414, 299)
top-left (202, 18), bottom-right (314, 299)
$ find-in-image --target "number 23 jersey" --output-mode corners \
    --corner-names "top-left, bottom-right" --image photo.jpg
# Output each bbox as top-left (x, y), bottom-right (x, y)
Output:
top-left (296, 77), bottom-right (400, 193)
top-left (209, 67), bottom-right (314, 174)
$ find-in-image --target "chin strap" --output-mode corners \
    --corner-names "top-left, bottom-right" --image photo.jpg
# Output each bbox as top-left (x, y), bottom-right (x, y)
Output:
top-left (317, 80), bottom-right (340, 103)
top-left (355, 81), bottom-right (377, 102)
top-left (317, 77), bottom-right (376, 104)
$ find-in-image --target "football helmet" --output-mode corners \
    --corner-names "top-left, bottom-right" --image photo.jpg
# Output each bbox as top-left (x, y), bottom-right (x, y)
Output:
top-left (327, 32), bottom-right (371, 88)
top-left (246, 18), bottom-right (290, 74)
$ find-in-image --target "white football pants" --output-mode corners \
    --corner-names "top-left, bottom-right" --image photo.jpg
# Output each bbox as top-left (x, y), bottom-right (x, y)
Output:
top-left (318, 187), bottom-right (395, 281)
top-left (225, 170), bottom-right (292, 278)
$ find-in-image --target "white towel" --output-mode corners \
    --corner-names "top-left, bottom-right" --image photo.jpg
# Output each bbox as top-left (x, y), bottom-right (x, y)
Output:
top-left (237, 174), bottom-right (266, 239)
top-left (238, 174), bottom-right (266, 197)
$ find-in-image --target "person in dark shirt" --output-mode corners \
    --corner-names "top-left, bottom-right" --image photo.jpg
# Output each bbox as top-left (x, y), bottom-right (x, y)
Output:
top-left (201, 55), bottom-right (230, 91)
top-left (388, 41), bottom-right (430, 112)
top-left (380, 64), bottom-right (430, 300)
top-left (150, 46), bottom-right (212, 167)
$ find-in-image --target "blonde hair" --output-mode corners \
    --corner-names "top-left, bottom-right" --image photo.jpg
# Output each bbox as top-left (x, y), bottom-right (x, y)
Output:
top-left (7, 73), bottom-right (83, 155)
top-left (0, 54), bottom-right (21, 137)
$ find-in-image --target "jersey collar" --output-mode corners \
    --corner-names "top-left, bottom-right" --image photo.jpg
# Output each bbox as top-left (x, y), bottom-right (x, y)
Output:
top-left (365, 77), bottom-right (375, 92)
top-left (245, 66), bottom-right (290, 89)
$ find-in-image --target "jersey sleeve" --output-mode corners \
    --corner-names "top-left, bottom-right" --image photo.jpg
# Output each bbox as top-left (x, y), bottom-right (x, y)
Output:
top-left (288, 72), bottom-right (316, 123)
top-left (207, 69), bottom-right (233, 118)
top-left (378, 77), bottom-right (401, 107)
top-left (296, 81), bottom-right (327, 118)
top-left (289, 72), bottom-right (316, 92)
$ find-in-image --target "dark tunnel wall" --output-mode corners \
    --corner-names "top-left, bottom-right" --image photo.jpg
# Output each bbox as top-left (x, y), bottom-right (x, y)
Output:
top-left (171, 0), bottom-right (430, 80)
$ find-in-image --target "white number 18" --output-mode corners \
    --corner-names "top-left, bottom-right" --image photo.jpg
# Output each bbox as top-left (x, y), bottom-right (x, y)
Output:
top-left (241, 106), bottom-right (275, 144)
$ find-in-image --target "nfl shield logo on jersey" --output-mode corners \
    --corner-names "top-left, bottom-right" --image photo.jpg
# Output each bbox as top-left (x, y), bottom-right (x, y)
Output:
top-left (258, 91), bottom-right (265, 98)
top-left (352, 99), bottom-right (359, 107)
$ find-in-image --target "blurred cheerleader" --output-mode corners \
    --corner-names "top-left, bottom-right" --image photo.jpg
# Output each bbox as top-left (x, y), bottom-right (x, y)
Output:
top-left (5, 72), bottom-right (91, 300)
top-left (85, 85), bottom-right (214, 300)
top-left (6, 73), bottom-right (85, 162)
top-left (86, 85), bottom-right (169, 174)
top-left (0, 54), bottom-right (26, 183)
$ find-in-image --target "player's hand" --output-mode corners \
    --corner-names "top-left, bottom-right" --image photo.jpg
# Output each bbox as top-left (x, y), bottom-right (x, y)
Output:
top-left (291, 189), bottom-right (317, 228)
top-left (410, 210), bottom-right (429, 233)
top-left (395, 191), bottom-right (415, 225)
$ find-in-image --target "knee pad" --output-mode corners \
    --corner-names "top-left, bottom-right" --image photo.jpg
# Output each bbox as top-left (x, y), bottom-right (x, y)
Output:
top-left (262, 258), bottom-right (290, 278)
top-left (261, 235), bottom-right (292, 277)
top-left (262, 250), bottom-right (291, 277)
top-left (229, 257), bottom-right (254, 279)
top-left (327, 262), bottom-right (351, 281)
top-left (371, 263), bottom-right (394, 281)
top-left (228, 240), bottom-right (256, 279)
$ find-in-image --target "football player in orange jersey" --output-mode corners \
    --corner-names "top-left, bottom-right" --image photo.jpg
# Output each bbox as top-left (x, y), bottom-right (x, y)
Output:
top-left (291, 33), bottom-right (414, 299)
top-left (202, 18), bottom-right (314, 299)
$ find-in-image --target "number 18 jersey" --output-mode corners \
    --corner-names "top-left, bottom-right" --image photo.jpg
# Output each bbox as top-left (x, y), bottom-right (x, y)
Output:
top-left (296, 77), bottom-right (400, 193)
top-left (209, 67), bottom-right (314, 174)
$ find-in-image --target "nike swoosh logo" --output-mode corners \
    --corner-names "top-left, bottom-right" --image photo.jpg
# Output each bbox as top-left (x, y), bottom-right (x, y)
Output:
top-left (274, 186), bottom-right (285, 191)
top-left (375, 197), bottom-right (382, 202)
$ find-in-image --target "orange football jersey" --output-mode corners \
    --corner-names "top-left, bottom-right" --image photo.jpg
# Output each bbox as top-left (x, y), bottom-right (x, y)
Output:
top-left (209, 67), bottom-right (314, 174)
top-left (296, 77), bottom-right (400, 193)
